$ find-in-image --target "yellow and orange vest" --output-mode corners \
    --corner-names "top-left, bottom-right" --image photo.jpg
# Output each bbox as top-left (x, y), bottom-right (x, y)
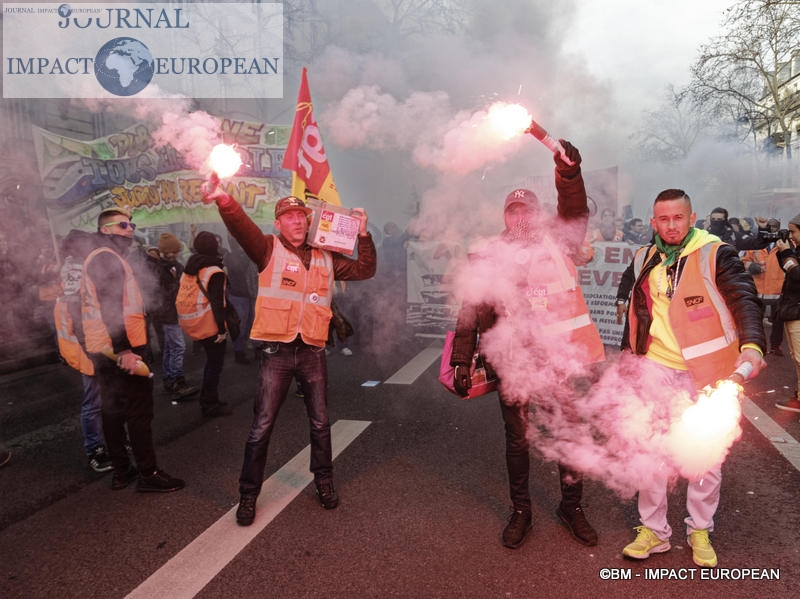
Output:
top-left (627, 243), bottom-right (739, 388)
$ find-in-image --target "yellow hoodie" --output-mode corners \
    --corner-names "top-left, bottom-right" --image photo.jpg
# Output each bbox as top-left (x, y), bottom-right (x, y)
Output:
top-left (645, 228), bottom-right (719, 370)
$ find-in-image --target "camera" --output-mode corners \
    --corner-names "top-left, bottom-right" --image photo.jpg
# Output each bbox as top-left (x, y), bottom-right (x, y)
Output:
top-left (759, 229), bottom-right (791, 242)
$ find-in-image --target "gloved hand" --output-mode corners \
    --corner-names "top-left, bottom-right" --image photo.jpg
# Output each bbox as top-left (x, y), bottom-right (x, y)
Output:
top-left (747, 262), bottom-right (763, 275)
top-left (554, 140), bottom-right (581, 176)
top-left (453, 364), bottom-right (472, 397)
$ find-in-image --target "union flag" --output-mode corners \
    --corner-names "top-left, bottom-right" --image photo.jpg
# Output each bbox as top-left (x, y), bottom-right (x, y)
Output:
top-left (281, 67), bottom-right (341, 206)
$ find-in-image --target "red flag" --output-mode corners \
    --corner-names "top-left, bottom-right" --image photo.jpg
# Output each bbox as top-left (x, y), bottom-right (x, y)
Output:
top-left (282, 67), bottom-right (341, 206)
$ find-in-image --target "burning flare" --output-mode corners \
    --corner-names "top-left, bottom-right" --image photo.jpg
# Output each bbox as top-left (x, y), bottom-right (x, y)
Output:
top-left (668, 379), bottom-right (743, 479)
top-left (208, 144), bottom-right (243, 178)
top-left (486, 101), bottom-right (573, 165)
top-left (487, 102), bottom-right (532, 140)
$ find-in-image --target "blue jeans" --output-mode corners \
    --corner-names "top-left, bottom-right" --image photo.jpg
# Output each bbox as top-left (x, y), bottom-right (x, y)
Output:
top-left (229, 294), bottom-right (255, 353)
top-left (239, 338), bottom-right (330, 496)
top-left (161, 323), bottom-right (186, 383)
top-left (80, 374), bottom-right (105, 455)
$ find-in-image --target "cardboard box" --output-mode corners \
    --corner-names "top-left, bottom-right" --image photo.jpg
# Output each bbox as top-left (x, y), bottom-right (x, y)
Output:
top-left (306, 198), bottom-right (360, 256)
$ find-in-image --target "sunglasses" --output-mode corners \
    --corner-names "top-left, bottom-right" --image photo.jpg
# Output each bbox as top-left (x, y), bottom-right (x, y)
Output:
top-left (103, 221), bottom-right (137, 231)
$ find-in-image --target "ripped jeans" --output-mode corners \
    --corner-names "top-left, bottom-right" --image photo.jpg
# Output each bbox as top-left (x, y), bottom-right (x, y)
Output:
top-left (238, 337), bottom-right (330, 496)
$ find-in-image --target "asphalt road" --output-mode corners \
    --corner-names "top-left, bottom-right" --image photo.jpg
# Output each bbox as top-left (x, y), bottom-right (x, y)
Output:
top-left (0, 335), bottom-right (798, 599)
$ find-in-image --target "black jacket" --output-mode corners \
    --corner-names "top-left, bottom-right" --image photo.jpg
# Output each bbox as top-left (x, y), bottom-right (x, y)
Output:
top-left (144, 254), bottom-right (184, 323)
top-left (621, 236), bottom-right (765, 355)
top-left (777, 246), bottom-right (800, 322)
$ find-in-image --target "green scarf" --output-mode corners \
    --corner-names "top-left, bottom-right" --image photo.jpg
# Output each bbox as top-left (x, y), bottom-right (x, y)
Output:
top-left (654, 227), bottom-right (696, 267)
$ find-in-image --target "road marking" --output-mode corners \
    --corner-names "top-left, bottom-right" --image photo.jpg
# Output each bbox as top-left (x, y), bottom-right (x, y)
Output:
top-left (741, 397), bottom-right (800, 470)
top-left (125, 419), bottom-right (371, 599)
top-left (384, 342), bottom-right (443, 385)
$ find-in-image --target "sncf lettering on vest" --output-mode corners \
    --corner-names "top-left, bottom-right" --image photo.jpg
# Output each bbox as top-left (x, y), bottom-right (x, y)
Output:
top-left (684, 295), bottom-right (704, 307)
top-left (281, 277), bottom-right (297, 287)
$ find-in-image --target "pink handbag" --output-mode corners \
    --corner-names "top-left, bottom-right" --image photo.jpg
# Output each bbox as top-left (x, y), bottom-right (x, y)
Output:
top-left (438, 331), bottom-right (498, 399)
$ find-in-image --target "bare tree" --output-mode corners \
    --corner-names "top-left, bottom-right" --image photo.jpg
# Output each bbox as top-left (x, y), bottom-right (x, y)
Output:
top-left (630, 86), bottom-right (714, 162)
top-left (689, 0), bottom-right (800, 158)
top-left (283, 0), bottom-right (467, 62)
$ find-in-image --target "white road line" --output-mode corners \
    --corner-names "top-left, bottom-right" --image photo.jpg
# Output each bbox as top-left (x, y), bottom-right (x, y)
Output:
top-left (741, 397), bottom-right (800, 470)
top-left (384, 345), bottom-right (443, 385)
top-left (125, 419), bottom-right (371, 599)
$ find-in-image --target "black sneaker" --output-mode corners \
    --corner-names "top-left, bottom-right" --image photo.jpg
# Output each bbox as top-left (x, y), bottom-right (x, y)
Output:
top-left (88, 446), bottom-right (113, 473)
top-left (202, 403), bottom-right (233, 417)
top-left (111, 465), bottom-right (138, 490)
top-left (556, 504), bottom-right (598, 546)
top-left (136, 469), bottom-right (185, 493)
top-left (502, 508), bottom-right (532, 548)
top-left (172, 379), bottom-right (200, 399)
top-left (315, 481), bottom-right (339, 509)
top-left (236, 494), bottom-right (257, 526)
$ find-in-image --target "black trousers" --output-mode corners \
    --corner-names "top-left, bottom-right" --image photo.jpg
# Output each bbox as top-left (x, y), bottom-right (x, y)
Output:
top-left (92, 354), bottom-right (157, 475)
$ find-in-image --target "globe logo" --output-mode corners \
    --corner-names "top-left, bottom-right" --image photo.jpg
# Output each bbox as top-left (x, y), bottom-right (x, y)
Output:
top-left (94, 37), bottom-right (155, 97)
top-left (58, 4), bottom-right (71, 18)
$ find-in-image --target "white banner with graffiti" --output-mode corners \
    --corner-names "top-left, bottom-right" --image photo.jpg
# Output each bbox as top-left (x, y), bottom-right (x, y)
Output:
top-left (32, 118), bottom-right (292, 238)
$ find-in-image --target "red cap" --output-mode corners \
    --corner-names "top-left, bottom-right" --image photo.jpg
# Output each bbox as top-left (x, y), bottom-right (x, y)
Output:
top-left (504, 189), bottom-right (539, 212)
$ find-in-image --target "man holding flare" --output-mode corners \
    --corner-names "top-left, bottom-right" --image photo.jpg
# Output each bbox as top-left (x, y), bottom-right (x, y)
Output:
top-left (202, 173), bottom-right (376, 526)
top-left (618, 188), bottom-right (766, 568)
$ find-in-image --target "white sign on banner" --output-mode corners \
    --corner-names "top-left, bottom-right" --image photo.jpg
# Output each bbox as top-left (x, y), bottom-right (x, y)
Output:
top-left (577, 241), bottom-right (642, 348)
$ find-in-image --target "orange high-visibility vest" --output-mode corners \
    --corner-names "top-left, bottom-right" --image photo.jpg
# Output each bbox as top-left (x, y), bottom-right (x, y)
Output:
top-left (175, 266), bottom-right (224, 341)
top-left (54, 296), bottom-right (94, 376)
top-left (628, 244), bottom-right (739, 388)
top-left (249, 239), bottom-right (334, 347)
top-left (742, 247), bottom-right (784, 298)
top-left (81, 246), bottom-right (147, 354)
top-left (527, 237), bottom-right (605, 364)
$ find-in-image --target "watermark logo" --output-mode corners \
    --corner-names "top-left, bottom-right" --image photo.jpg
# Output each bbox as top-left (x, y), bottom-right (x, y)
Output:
top-left (94, 37), bottom-right (154, 96)
top-left (3, 3), bottom-right (283, 99)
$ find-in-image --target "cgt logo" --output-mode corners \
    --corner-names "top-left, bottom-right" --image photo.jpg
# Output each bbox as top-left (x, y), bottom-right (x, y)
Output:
top-left (684, 295), bottom-right (704, 307)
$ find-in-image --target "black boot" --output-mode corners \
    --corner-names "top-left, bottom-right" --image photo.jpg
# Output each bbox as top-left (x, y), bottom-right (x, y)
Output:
top-left (502, 508), bottom-right (532, 549)
top-left (556, 465), bottom-right (597, 547)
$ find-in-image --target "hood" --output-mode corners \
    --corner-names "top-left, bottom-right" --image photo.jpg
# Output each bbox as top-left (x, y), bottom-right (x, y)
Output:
top-left (680, 227), bottom-right (720, 257)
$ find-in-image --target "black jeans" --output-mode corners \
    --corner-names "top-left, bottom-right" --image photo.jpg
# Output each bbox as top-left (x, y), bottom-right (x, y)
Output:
top-left (92, 354), bottom-right (156, 475)
top-left (199, 336), bottom-right (226, 408)
top-left (239, 338), bottom-right (330, 496)
top-left (499, 397), bottom-right (532, 511)
top-left (498, 394), bottom-right (583, 511)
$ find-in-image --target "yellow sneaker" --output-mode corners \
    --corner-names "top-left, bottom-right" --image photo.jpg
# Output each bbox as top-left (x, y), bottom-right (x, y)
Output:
top-left (687, 529), bottom-right (718, 567)
top-left (622, 526), bottom-right (671, 559)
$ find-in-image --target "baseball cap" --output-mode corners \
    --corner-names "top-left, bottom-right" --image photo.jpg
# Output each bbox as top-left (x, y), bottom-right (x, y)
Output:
top-left (504, 189), bottom-right (539, 213)
top-left (274, 196), bottom-right (312, 219)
